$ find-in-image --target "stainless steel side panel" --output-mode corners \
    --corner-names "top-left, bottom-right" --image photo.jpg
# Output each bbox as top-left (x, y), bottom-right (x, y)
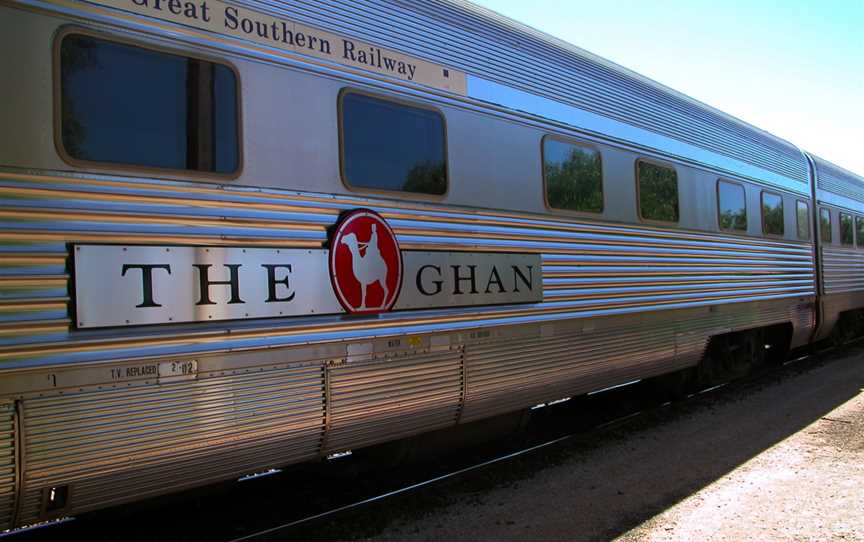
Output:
top-left (16, 364), bottom-right (324, 523)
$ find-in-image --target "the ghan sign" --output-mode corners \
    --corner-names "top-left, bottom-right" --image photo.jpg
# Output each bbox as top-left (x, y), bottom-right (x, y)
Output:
top-left (73, 211), bottom-right (542, 328)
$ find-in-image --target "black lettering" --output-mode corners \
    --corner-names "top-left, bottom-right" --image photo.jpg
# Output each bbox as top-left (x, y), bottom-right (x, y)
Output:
top-left (407, 64), bottom-right (416, 80)
top-left (132, 0), bottom-right (147, 6)
top-left (241, 18), bottom-right (253, 34)
top-left (167, 0), bottom-right (182, 15)
top-left (194, 264), bottom-right (244, 305)
top-left (200, 1), bottom-right (211, 22)
top-left (342, 39), bottom-right (356, 60)
top-left (512, 265), bottom-right (533, 293)
top-left (121, 264), bottom-right (171, 308)
top-left (452, 265), bottom-right (478, 295)
top-left (295, 32), bottom-right (306, 48)
top-left (416, 265), bottom-right (443, 296)
top-left (308, 35), bottom-right (318, 51)
top-left (152, 0), bottom-right (163, 10)
top-left (318, 38), bottom-right (331, 55)
top-left (262, 264), bottom-right (295, 303)
top-left (383, 57), bottom-right (397, 71)
top-left (224, 6), bottom-right (238, 29)
top-left (254, 20), bottom-right (268, 38)
top-left (484, 266), bottom-right (505, 294)
top-left (279, 21), bottom-right (293, 44)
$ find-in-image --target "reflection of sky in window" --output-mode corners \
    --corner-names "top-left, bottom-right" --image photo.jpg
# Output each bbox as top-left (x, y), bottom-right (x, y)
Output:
top-left (213, 65), bottom-right (238, 173)
top-left (718, 181), bottom-right (746, 216)
top-left (342, 93), bottom-right (445, 191)
top-left (64, 37), bottom-right (187, 169)
top-left (62, 36), bottom-right (238, 173)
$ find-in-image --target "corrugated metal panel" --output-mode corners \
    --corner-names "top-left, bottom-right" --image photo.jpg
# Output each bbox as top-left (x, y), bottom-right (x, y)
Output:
top-left (814, 155), bottom-right (864, 204)
top-left (17, 365), bottom-right (324, 523)
top-left (821, 247), bottom-right (864, 295)
top-left (462, 325), bottom-right (680, 422)
top-left (229, 0), bottom-right (807, 184)
top-left (0, 172), bottom-right (815, 364)
top-left (0, 402), bottom-right (15, 531)
top-left (325, 348), bottom-right (462, 452)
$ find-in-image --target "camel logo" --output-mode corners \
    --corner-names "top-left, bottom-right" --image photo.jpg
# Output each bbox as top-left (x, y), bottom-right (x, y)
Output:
top-left (329, 209), bottom-right (403, 314)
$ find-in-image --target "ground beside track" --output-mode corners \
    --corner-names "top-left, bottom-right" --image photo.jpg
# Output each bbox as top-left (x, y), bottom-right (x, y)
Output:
top-left (352, 348), bottom-right (864, 542)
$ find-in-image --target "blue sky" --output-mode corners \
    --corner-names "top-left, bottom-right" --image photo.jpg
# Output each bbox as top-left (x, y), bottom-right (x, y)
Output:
top-left (471, 0), bottom-right (864, 176)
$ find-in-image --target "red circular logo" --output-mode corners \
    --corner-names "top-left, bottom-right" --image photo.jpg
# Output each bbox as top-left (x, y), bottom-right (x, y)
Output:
top-left (329, 209), bottom-right (403, 314)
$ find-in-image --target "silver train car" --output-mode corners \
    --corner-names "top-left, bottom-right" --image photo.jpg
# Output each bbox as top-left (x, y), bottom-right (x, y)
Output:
top-left (1, 0), bottom-right (863, 529)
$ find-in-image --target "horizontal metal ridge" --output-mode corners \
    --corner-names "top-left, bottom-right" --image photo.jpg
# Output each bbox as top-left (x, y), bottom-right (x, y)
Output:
top-left (813, 155), bottom-right (864, 205)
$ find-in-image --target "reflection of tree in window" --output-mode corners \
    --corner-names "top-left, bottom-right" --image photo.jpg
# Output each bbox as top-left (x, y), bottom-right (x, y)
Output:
top-left (840, 213), bottom-right (854, 245)
top-left (796, 201), bottom-right (810, 240)
top-left (718, 181), bottom-right (746, 231)
top-left (639, 162), bottom-right (678, 222)
top-left (60, 35), bottom-right (98, 159)
top-left (820, 208), bottom-right (832, 242)
top-left (342, 93), bottom-right (446, 195)
top-left (403, 162), bottom-right (446, 194)
top-left (544, 139), bottom-right (602, 213)
top-left (857, 217), bottom-right (864, 248)
top-left (762, 193), bottom-right (784, 235)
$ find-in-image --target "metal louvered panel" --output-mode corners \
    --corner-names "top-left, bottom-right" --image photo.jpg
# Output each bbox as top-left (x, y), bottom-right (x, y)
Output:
top-left (325, 348), bottom-right (462, 452)
top-left (233, 0), bottom-right (807, 184)
top-left (814, 155), bottom-right (864, 205)
top-left (17, 365), bottom-right (324, 524)
top-left (821, 247), bottom-right (864, 295)
top-left (461, 325), bottom-right (680, 423)
top-left (0, 402), bottom-right (15, 531)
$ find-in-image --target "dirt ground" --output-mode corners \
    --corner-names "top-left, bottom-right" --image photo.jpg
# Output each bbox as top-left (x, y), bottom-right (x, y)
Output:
top-left (354, 348), bottom-right (864, 542)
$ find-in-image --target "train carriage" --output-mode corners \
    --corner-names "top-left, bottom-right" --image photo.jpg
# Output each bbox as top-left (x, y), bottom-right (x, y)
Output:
top-left (0, 0), bottom-right (860, 530)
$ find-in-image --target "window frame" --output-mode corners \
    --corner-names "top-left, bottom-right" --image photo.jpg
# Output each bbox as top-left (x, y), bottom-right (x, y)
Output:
top-left (760, 190), bottom-right (785, 237)
top-left (839, 212), bottom-right (855, 246)
top-left (796, 200), bottom-right (811, 240)
top-left (337, 88), bottom-right (450, 199)
top-left (635, 158), bottom-right (680, 224)
top-left (857, 216), bottom-right (864, 249)
top-left (540, 134), bottom-right (604, 215)
top-left (53, 27), bottom-right (244, 180)
top-left (819, 207), bottom-right (832, 244)
top-left (716, 179), bottom-right (748, 233)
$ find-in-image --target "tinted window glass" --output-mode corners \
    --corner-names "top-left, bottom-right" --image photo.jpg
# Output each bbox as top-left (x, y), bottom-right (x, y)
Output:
top-left (840, 213), bottom-right (854, 245)
top-left (341, 93), bottom-right (446, 195)
top-left (60, 34), bottom-right (239, 174)
top-left (820, 208), bottom-right (832, 243)
top-left (543, 138), bottom-right (602, 213)
top-left (717, 180), bottom-right (747, 231)
top-left (761, 192), bottom-right (784, 235)
top-left (796, 201), bottom-right (810, 240)
top-left (858, 217), bottom-right (864, 248)
top-left (638, 161), bottom-right (679, 222)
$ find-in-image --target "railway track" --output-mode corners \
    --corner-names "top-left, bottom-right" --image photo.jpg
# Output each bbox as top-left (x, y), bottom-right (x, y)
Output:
top-left (5, 340), bottom-right (856, 542)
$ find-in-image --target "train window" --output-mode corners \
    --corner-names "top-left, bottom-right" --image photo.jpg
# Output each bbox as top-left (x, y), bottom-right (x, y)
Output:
top-left (58, 33), bottom-right (239, 175)
top-left (796, 201), bottom-right (810, 240)
top-left (717, 180), bottom-right (747, 231)
top-left (761, 192), bottom-right (784, 236)
top-left (820, 208), bottom-right (832, 243)
top-left (840, 212), bottom-right (854, 246)
top-left (542, 137), bottom-right (603, 213)
top-left (340, 92), bottom-right (447, 195)
top-left (857, 217), bottom-right (864, 248)
top-left (637, 161), bottom-right (679, 222)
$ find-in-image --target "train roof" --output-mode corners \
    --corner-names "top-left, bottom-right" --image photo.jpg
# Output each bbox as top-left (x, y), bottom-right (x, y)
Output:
top-left (242, 0), bottom-right (810, 190)
top-left (812, 154), bottom-right (864, 207)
